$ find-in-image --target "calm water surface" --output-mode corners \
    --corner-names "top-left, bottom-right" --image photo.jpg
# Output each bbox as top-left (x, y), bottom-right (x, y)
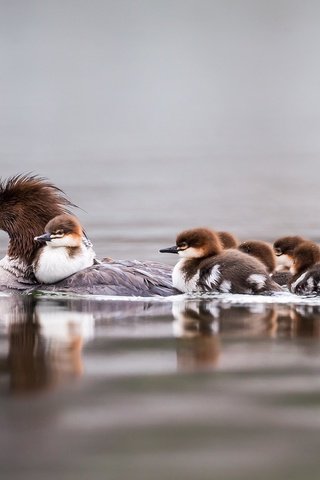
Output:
top-left (1, 292), bottom-right (320, 480)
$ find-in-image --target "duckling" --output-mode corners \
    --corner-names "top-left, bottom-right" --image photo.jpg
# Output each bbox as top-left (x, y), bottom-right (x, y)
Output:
top-left (237, 239), bottom-right (290, 286)
top-left (238, 240), bottom-right (276, 273)
top-left (217, 231), bottom-right (239, 249)
top-left (33, 214), bottom-right (96, 284)
top-left (160, 228), bottom-right (282, 295)
top-left (289, 241), bottom-right (320, 295)
top-left (273, 236), bottom-right (306, 269)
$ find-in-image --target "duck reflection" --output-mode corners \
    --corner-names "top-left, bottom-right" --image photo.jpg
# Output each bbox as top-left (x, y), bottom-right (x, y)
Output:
top-left (0, 295), bottom-right (94, 394)
top-left (8, 301), bottom-right (48, 393)
top-left (172, 299), bottom-right (320, 372)
top-left (291, 305), bottom-right (320, 338)
top-left (0, 295), bottom-right (175, 394)
top-left (3, 292), bottom-right (320, 390)
top-left (173, 301), bottom-right (221, 371)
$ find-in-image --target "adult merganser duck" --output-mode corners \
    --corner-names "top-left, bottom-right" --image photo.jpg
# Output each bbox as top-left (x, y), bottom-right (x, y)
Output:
top-left (159, 228), bottom-right (282, 294)
top-left (238, 240), bottom-right (276, 273)
top-left (33, 214), bottom-right (96, 284)
top-left (217, 231), bottom-right (239, 249)
top-left (0, 174), bottom-right (177, 296)
top-left (288, 241), bottom-right (320, 295)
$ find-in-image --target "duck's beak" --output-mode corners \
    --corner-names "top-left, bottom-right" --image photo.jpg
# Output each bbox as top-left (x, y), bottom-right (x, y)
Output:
top-left (159, 245), bottom-right (179, 254)
top-left (34, 233), bottom-right (52, 243)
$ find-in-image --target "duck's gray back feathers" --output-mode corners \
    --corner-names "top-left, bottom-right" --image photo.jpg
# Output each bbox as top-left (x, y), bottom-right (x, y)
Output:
top-left (38, 260), bottom-right (179, 297)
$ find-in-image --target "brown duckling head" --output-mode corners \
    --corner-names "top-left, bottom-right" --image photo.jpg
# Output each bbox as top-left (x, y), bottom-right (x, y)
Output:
top-left (273, 236), bottom-right (306, 258)
top-left (238, 240), bottom-right (276, 273)
top-left (160, 227), bottom-right (223, 259)
top-left (217, 231), bottom-right (239, 249)
top-left (34, 214), bottom-right (84, 248)
top-left (290, 241), bottom-right (320, 276)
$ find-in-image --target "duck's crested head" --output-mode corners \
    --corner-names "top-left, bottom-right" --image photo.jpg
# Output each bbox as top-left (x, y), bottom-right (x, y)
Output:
top-left (273, 236), bottom-right (305, 257)
top-left (217, 231), bottom-right (239, 249)
top-left (290, 241), bottom-right (320, 275)
top-left (34, 214), bottom-right (83, 248)
top-left (0, 174), bottom-right (74, 231)
top-left (0, 174), bottom-right (75, 263)
top-left (160, 228), bottom-right (223, 258)
top-left (238, 240), bottom-right (276, 273)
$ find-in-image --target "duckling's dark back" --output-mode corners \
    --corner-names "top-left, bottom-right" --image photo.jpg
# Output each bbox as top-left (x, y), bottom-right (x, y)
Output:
top-left (197, 250), bottom-right (282, 294)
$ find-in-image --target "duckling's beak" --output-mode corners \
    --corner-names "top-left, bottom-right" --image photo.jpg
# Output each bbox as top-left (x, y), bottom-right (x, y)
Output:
top-left (159, 246), bottom-right (179, 254)
top-left (34, 233), bottom-right (52, 243)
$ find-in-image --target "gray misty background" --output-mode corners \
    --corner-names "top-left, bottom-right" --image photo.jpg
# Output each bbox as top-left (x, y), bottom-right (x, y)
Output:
top-left (1, 0), bottom-right (320, 261)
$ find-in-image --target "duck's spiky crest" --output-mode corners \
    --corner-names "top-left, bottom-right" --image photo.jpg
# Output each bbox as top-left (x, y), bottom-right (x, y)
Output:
top-left (0, 174), bottom-right (76, 266)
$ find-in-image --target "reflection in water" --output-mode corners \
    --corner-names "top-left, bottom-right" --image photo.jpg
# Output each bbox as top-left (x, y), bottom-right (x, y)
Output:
top-left (172, 301), bottom-right (221, 371)
top-left (0, 295), bottom-right (175, 394)
top-left (8, 306), bottom-right (47, 394)
top-left (291, 305), bottom-right (320, 338)
top-left (2, 294), bottom-right (320, 393)
top-left (2, 295), bottom-right (320, 479)
top-left (0, 295), bottom-right (94, 394)
top-left (171, 299), bottom-right (320, 372)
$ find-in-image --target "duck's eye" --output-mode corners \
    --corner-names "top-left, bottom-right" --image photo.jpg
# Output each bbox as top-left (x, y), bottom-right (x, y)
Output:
top-left (178, 242), bottom-right (188, 250)
top-left (54, 229), bottom-right (64, 236)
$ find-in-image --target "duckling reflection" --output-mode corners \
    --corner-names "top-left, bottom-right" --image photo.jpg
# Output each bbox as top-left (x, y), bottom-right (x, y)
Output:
top-left (172, 300), bottom-right (220, 337)
top-left (0, 295), bottom-right (94, 394)
top-left (172, 300), bottom-right (221, 371)
top-left (212, 303), bottom-right (320, 339)
top-left (217, 304), bottom-right (279, 338)
top-left (172, 300), bottom-right (320, 372)
top-left (290, 305), bottom-right (320, 338)
top-left (172, 300), bottom-right (280, 340)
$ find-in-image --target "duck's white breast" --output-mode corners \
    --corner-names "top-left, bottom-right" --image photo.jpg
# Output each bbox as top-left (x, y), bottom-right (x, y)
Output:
top-left (172, 260), bottom-right (200, 293)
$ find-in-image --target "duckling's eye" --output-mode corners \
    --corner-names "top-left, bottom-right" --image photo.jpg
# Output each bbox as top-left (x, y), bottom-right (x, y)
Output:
top-left (178, 242), bottom-right (188, 250)
top-left (54, 229), bottom-right (64, 236)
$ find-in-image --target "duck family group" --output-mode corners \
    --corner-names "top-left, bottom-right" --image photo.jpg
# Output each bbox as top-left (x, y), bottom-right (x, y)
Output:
top-left (0, 174), bottom-right (317, 297)
top-left (161, 228), bottom-right (319, 296)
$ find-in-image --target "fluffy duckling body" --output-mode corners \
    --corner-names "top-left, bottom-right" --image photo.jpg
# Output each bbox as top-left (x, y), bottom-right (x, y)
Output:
top-left (217, 231), bottom-right (239, 249)
top-left (33, 214), bottom-right (95, 284)
top-left (271, 270), bottom-right (293, 287)
top-left (238, 240), bottom-right (276, 273)
top-left (288, 241), bottom-right (320, 295)
top-left (160, 228), bottom-right (282, 295)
